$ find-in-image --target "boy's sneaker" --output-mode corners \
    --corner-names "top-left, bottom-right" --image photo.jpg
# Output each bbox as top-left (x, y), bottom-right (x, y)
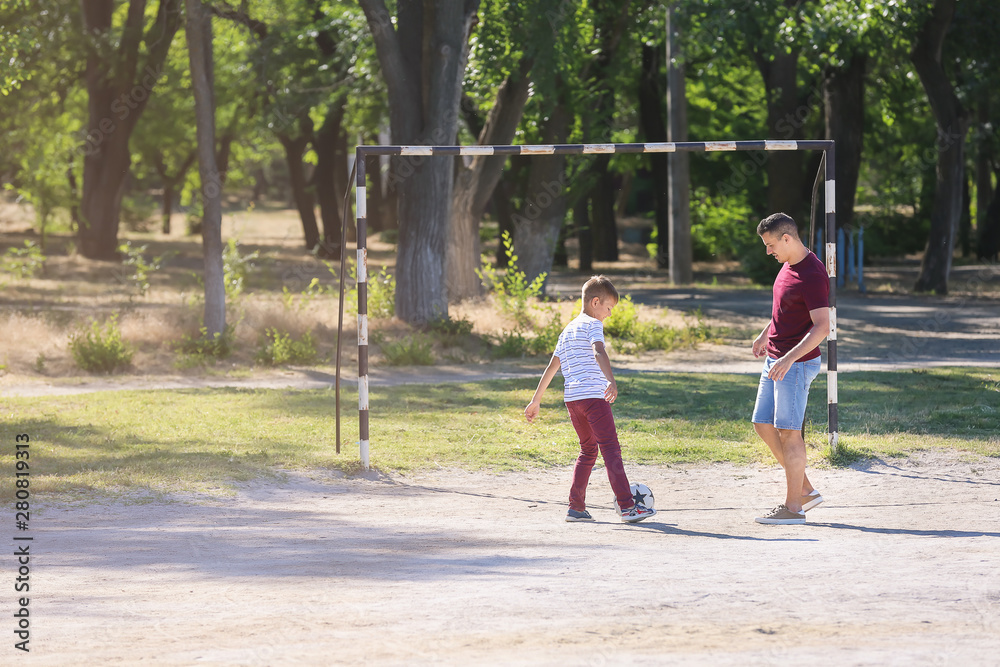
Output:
top-left (565, 509), bottom-right (594, 522)
top-left (755, 504), bottom-right (806, 524)
top-left (620, 503), bottom-right (656, 523)
top-left (801, 490), bottom-right (824, 512)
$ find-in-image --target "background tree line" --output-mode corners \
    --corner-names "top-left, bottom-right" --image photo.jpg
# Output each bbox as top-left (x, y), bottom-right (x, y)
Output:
top-left (1, 0), bottom-right (998, 328)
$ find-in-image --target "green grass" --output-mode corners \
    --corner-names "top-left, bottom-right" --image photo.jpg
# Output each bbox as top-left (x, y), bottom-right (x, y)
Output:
top-left (2, 368), bottom-right (996, 500)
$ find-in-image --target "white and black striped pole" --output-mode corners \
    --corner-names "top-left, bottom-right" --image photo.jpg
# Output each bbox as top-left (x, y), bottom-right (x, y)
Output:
top-left (349, 140), bottom-right (839, 469)
top-left (355, 149), bottom-right (370, 469)
top-left (824, 146), bottom-right (838, 452)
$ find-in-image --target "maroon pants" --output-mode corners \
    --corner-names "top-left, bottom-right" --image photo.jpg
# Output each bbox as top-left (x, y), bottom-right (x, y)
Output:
top-left (565, 398), bottom-right (634, 512)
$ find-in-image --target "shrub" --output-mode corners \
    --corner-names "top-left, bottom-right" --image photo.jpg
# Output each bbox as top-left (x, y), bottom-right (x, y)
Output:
top-left (343, 260), bottom-right (396, 319)
top-left (176, 326), bottom-right (235, 360)
top-left (526, 308), bottom-right (563, 356)
top-left (603, 295), bottom-right (639, 339)
top-left (255, 329), bottom-right (318, 366)
top-left (118, 241), bottom-right (164, 298)
top-left (2, 240), bottom-right (45, 279)
top-left (373, 332), bottom-right (434, 366)
top-left (428, 315), bottom-right (474, 347)
top-left (223, 238), bottom-right (259, 300)
top-left (489, 329), bottom-right (529, 358)
top-left (69, 314), bottom-right (133, 374)
top-left (477, 231), bottom-right (546, 329)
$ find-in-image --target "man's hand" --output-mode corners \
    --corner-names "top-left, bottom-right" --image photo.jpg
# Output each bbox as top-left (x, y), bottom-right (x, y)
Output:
top-left (767, 355), bottom-right (794, 381)
top-left (752, 332), bottom-right (768, 358)
top-left (524, 401), bottom-right (541, 423)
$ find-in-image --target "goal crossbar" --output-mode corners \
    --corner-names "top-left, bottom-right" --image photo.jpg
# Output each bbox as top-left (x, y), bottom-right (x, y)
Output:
top-left (349, 140), bottom-right (839, 469)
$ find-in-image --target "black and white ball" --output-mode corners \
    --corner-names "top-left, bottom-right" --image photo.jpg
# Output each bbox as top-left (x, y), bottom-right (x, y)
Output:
top-left (617, 483), bottom-right (654, 509)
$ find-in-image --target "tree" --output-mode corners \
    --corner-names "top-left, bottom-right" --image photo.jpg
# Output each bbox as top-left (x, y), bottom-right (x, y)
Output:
top-left (78, 0), bottom-right (183, 259)
top-left (359, 0), bottom-right (480, 323)
top-left (185, 0), bottom-right (225, 336)
top-left (910, 0), bottom-right (968, 294)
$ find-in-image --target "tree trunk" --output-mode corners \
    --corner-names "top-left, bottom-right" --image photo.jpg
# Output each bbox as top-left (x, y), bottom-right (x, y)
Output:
top-left (313, 101), bottom-right (347, 258)
top-left (667, 5), bottom-right (691, 283)
top-left (360, 0), bottom-right (480, 324)
top-left (911, 0), bottom-right (969, 294)
top-left (79, 0), bottom-right (182, 260)
top-left (511, 103), bottom-right (570, 293)
top-left (975, 93), bottom-right (992, 232)
top-left (492, 176), bottom-right (516, 267)
top-left (186, 0), bottom-right (225, 336)
top-left (977, 167), bottom-right (1000, 261)
top-left (590, 155), bottom-right (618, 262)
top-left (447, 57), bottom-right (533, 301)
top-left (757, 49), bottom-right (808, 223)
top-left (279, 131), bottom-right (320, 251)
top-left (575, 197), bottom-right (593, 273)
top-left (639, 43), bottom-right (669, 268)
top-left (823, 54), bottom-right (867, 234)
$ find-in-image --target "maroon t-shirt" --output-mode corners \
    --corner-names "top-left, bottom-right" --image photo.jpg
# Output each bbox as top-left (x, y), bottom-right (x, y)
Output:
top-left (766, 251), bottom-right (829, 361)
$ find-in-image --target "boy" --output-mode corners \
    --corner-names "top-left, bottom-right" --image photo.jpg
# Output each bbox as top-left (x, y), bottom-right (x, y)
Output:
top-left (524, 275), bottom-right (656, 524)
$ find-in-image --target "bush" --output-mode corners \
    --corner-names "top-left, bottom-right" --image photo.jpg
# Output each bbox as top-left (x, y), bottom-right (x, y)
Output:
top-left (373, 332), bottom-right (434, 366)
top-left (343, 260), bottom-right (396, 319)
top-left (2, 240), bottom-right (45, 279)
top-left (477, 231), bottom-right (546, 330)
top-left (428, 315), bottom-right (474, 347)
top-left (223, 238), bottom-right (259, 300)
top-left (69, 314), bottom-right (133, 374)
top-left (176, 326), bottom-right (235, 360)
top-left (255, 329), bottom-right (318, 366)
top-left (118, 241), bottom-right (164, 298)
top-left (526, 308), bottom-right (563, 356)
top-left (489, 329), bottom-right (529, 358)
top-left (603, 295), bottom-right (639, 339)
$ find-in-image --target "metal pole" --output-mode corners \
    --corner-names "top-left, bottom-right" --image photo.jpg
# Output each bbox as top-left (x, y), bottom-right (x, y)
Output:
top-left (824, 145), bottom-right (839, 454)
top-left (355, 149), bottom-right (370, 470)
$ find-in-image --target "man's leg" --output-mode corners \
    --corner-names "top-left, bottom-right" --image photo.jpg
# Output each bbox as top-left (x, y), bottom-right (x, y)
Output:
top-left (776, 427), bottom-right (807, 513)
top-left (753, 421), bottom-right (815, 496)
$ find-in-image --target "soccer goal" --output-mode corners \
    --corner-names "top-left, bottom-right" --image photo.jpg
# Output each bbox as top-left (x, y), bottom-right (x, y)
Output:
top-left (345, 140), bottom-right (839, 470)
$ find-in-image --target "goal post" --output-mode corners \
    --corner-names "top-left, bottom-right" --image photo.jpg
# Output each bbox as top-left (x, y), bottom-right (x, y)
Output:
top-left (350, 140), bottom-right (839, 469)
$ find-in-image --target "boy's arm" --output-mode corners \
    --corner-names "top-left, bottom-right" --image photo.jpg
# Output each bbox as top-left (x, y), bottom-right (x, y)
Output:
top-left (525, 355), bottom-right (561, 423)
top-left (593, 341), bottom-right (618, 403)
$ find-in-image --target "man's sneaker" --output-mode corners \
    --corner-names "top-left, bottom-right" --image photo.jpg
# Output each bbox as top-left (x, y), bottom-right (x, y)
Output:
top-left (754, 504), bottom-right (806, 525)
top-left (566, 509), bottom-right (594, 522)
top-left (801, 490), bottom-right (824, 512)
top-left (621, 503), bottom-right (656, 523)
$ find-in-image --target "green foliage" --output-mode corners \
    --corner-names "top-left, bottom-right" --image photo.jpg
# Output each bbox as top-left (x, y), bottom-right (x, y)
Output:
top-left (489, 329), bottom-right (530, 359)
top-left (373, 332), bottom-right (434, 366)
top-left (344, 260), bottom-right (396, 319)
top-left (176, 326), bottom-right (235, 361)
top-left (255, 329), bottom-right (318, 366)
top-left (527, 308), bottom-right (563, 356)
top-left (68, 314), bottom-right (133, 374)
top-left (118, 241), bottom-right (164, 298)
top-left (689, 191), bottom-right (757, 261)
top-left (428, 315), bottom-right (475, 347)
top-left (282, 277), bottom-right (324, 311)
top-left (223, 239), bottom-right (259, 300)
top-left (603, 295), bottom-right (638, 339)
top-left (2, 240), bottom-right (45, 278)
top-left (739, 238), bottom-right (783, 286)
top-left (478, 231), bottom-right (546, 330)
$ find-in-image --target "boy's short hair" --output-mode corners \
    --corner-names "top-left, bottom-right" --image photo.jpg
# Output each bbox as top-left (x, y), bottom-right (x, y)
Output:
top-left (757, 212), bottom-right (800, 240)
top-left (582, 275), bottom-right (619, 304)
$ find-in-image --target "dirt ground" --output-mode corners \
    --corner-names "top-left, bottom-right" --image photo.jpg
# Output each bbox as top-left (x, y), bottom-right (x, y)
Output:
top-left (23, 451), bottom-right (1000, 666)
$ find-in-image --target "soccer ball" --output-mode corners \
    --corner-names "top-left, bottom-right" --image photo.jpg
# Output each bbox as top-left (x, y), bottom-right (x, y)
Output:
top-left (615, 483), bottom-right (654, 509)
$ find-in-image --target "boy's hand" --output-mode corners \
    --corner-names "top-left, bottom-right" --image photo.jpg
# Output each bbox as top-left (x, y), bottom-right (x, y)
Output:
top-left (524, 401), bottom-right (540, 423)
top-left (604, 380), bottom-right (618, 404)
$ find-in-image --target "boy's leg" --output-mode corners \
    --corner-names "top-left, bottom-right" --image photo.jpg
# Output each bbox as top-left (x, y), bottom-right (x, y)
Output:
top-left (584, 399), bottom-right (633, 511)
top-left (566, 401), bottom-right (599, 511)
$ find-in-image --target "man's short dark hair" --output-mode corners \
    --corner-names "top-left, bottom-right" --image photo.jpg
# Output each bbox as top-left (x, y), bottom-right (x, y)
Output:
top-left (757, 212), bottom-right (800, 239)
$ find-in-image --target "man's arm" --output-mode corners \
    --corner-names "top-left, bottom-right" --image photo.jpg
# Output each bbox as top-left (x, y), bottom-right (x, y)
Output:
top-left (767, 307), bottom-right (830, 381)
top-left (752, 321), bottom-right (772, 358)
top-left (593, 341), bottom-right (618, 403)
top-left (525, 355), bottom-right (561, 423)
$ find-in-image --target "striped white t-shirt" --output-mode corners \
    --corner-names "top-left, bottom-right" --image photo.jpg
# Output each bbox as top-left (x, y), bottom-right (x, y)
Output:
top-left (553, 312), bottom-right (609, 402)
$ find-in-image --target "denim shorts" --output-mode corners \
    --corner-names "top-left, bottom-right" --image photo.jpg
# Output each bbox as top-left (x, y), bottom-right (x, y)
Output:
top-left (751, 356), bottom-right (821, 431)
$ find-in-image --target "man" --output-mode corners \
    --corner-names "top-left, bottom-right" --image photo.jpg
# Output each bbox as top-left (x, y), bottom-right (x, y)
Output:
top-left (751, 213), bottom-right (830, 525)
